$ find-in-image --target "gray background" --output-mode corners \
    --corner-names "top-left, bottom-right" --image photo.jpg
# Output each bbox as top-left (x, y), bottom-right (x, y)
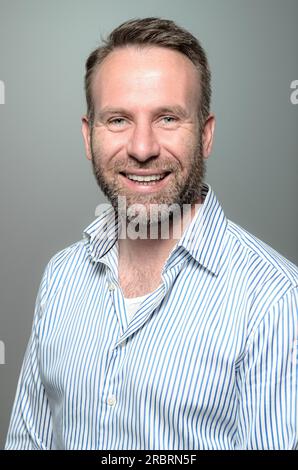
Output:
top-left (0, 0), bottom-right (297, 449)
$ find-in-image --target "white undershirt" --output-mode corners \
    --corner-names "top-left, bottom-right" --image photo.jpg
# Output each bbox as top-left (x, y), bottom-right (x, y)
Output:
top-left (124, 293), bottom-right (150, 322)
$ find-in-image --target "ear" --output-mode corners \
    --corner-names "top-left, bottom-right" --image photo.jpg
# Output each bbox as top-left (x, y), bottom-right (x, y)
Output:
top-left (201, 114), bottom-right (215, 159)
top-left (81, 115), bottom-right (92, 161)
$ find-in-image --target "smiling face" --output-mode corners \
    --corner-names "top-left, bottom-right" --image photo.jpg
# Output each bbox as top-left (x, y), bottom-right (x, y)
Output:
top-left (82, 45), bottom-right (215, 221)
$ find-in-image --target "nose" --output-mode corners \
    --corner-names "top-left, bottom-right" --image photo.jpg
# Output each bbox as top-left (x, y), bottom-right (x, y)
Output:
top-left (126, 120), bottom-right (160, 162)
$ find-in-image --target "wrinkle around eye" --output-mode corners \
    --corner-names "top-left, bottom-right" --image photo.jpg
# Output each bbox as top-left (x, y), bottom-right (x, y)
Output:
top-left (156, 116), bottom-right (180, 129)
top-left (109, 117), bottom-right (127, 126)
top-left (106, 117), bottom-right (130, 131)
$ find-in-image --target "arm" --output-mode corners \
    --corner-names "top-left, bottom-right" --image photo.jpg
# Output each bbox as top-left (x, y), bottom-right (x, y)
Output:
top-left (5, 266), bottom-right (53, 450)
top-left (236, 286), bottom-right (298, 449)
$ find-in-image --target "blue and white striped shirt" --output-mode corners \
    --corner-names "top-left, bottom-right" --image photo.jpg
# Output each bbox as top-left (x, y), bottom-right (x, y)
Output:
top-left (5, 184), bottom-right (298, 450)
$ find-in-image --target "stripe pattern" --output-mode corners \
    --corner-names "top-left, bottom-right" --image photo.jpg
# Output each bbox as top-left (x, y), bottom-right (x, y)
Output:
top-left (5, 183), bottom-right (298, 449)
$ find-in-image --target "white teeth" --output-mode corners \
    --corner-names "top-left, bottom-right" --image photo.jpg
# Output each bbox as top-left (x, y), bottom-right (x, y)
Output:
top-left (126, 174), bottom-right (165, 182)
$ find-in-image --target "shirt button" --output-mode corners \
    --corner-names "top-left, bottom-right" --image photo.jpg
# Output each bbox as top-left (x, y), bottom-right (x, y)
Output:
top-left (108, 283), bottom-right (115, 291)
top-left (107, 395), bottom-right (116, 406)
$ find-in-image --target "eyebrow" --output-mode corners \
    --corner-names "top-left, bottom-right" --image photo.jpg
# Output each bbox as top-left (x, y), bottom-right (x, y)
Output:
top-left (96, 105), bottom-right (190, 121)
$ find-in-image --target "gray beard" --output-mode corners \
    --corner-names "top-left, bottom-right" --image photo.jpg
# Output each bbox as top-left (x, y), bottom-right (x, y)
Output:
top-left (90, 134), bottom-right (206, 226)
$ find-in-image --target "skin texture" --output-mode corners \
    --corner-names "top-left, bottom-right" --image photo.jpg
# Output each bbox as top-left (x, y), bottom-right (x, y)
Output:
top-left (82, 45), bottom-right (215, 296)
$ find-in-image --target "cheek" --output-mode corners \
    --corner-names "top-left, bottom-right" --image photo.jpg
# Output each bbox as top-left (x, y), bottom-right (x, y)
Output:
top-left (162, 133), bottom-right (198, 165)
top-left (92, 130), bottom-right (126, 161)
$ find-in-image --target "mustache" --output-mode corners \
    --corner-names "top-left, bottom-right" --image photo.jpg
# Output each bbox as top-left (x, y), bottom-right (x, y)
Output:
top-left (104, 159), bottom-right (182, 173)
top-left (90, 138), bottom-right (203, 174)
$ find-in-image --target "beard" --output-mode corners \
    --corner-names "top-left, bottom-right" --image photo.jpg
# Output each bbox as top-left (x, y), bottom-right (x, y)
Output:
top-left (90, 129), bottom-right (206, 227)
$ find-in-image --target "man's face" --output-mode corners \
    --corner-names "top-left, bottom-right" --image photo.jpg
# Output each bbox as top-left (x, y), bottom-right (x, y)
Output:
top-left (82, 46), bottom-right (214, 221)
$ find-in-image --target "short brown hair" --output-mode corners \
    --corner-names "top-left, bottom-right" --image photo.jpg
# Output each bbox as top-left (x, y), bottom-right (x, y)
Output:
top-left (84, 17), bottom-right (211, 126)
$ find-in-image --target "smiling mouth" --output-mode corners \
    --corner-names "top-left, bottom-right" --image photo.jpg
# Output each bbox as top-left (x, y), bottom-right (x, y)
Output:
top-left (120, 172), bottom-right (170, 185)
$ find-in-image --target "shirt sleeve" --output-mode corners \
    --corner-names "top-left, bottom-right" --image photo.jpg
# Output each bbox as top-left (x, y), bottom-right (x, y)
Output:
top-left (5, 265), bottom-right (53, 450)
top-left (236, 286), bottom-right (298, 449)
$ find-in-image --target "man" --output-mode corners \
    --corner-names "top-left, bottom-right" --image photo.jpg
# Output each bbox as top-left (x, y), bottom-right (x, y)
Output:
top-left (5, 17), bottom-right (298, 450)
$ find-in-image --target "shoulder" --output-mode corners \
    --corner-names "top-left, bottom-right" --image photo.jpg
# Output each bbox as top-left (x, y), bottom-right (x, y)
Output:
top-left (47, 238), bottom-right (87, 274)
top-left (223, 220), bottom-right (298, 352)
top-left (226, 219), bottom-right (298, 289)
top-left (39, 238), bottom-right (90, 304)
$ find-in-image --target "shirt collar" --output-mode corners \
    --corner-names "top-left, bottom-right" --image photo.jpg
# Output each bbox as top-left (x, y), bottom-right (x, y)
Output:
top-left (83, 183), bottom-right (227, 275)
top-left (176, 183), bottom-right (227, 275)
top-left (82, 205), bottom-right (119, 264)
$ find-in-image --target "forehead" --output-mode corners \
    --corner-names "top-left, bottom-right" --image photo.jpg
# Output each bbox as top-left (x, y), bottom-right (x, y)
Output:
top-left (91, 46), bottom-right (201, 112)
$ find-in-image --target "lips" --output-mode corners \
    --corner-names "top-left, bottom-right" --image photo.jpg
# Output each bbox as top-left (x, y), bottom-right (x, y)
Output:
top-left (119, 171), bottom-right (171, 190)
top-left (125, 173), bottom-right (167, 182)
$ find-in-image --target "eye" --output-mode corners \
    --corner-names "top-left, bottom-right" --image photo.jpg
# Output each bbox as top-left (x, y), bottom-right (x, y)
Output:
top-left (108, 117), bottom-right (127, 127)
top-left (160, 116), bottom-right (178, 126)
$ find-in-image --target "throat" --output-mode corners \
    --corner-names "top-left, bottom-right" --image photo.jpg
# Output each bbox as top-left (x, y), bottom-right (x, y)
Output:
top-left (119, 267), bottom-right (162, 298)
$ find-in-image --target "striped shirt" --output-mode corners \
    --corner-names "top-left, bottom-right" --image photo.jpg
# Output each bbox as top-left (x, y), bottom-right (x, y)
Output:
top-left (5, 183), bottom-right (298, 450)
